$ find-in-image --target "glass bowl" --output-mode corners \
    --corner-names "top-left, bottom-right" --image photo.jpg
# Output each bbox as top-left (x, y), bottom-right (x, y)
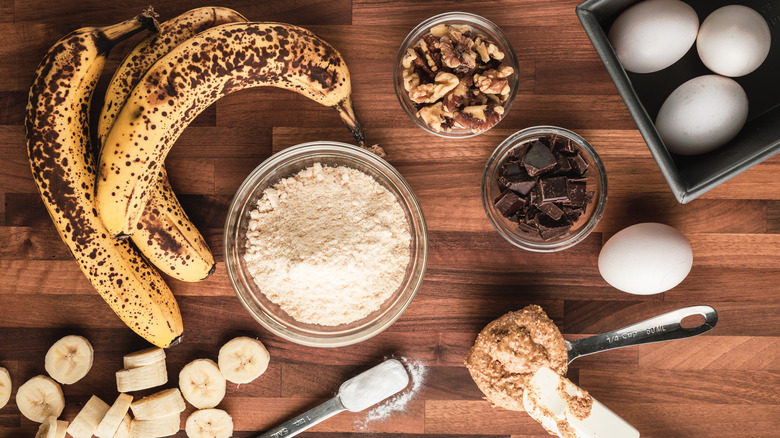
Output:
top-left (224, 142), bottom-right (428, 347)
top-left (394, 12), bottom-right (519, 138)
top-left (482, 126), bottom-right (608, 252)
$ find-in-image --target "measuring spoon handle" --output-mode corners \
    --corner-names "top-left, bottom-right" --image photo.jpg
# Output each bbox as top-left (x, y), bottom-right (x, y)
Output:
top-left (256, 396), bottom-right (345, 438)
top-left (566, 305), bottom-right (718, 364)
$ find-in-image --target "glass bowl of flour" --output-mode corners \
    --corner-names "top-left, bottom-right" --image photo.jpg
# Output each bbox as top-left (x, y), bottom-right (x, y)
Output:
top-left (224, 142), bottom-right (428, 347)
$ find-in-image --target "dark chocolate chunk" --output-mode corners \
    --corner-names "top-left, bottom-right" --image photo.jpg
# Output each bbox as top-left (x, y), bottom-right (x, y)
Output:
top-left (494, 190), bottom-right (526, 217)
top-left (553, 151), bottom-right (572, 174)
top-left (538, 202), bottom-right (564, 221)
top-left (502, 161), bottom-right (525, 178)
top-left (537, 214), bottom-right (573, 240)
top-left (558, 138), bottom-right (576, 154)
top-left (566, 178), bottom-right (588, 206)
top-left (500, 175), bottom-right (537, 195)
top-left (540, 176), bottom-right (569, 202)
top-left (568, 152), bottom-right (589, 176)
top-left (523, 140), bottom-right (557, 177)
top-left (517, 221), bottom-right (541, 237)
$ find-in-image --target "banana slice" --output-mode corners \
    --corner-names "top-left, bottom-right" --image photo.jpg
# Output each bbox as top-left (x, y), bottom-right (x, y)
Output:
top-left (0, 366), bottom-right (11, 409)
top-left (54, 420), bottom-right (68, 438)
top-left (35, 416), bottom-right (58, 438)
top-left (217, 337), bottom-right (270, 384)
top-left (185, 409), bottom-right (233, 438)
top-left (179, 359), bottom-right (226, 409)
top-left (131, 388), bottom-right (186, 420)
top-left (67, 395), bottom-right (110, 438)
top-left (44, 335), bottom-right (94, 385)
top-left (95, 393), bottom-right (133, 438)
top-left (111, 414), bottom-right (131, 438)
top-left (116, 358), bottom-right (168, 392)
top-left (16, 375), bottom-right (65, 422)
top-left (130, 414), bottom-right (181, 438)
top-left (124, 347), bottom-right (166, 369)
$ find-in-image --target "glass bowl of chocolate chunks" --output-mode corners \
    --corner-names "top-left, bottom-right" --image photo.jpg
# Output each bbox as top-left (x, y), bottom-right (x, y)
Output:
top-left (482, 126), bottom-right (607, 252)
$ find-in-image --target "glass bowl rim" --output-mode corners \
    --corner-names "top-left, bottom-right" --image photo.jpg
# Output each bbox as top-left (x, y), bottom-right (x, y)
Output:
top-left (223, 141), bottom-right (428, 347)
top-left (393, 11), bottom-right (520, 139)
top-left (481, 126), bottom-right (608, 252)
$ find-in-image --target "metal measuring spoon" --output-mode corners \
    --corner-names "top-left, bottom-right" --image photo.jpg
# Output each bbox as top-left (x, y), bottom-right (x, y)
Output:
top-left (566, 305), bottom-right (718, 364)
top-left (257, 359), bottom-right (410, 438)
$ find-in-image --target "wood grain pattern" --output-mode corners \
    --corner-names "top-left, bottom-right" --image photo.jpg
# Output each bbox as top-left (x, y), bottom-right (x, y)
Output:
top-left (1, 1), bottom-right (780, 437)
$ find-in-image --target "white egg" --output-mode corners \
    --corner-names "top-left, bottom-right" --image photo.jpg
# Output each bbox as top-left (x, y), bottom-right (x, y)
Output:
top-left (697, 5), bottom-right (771, 77)
top-left (598, 223), bottom-right (692, 295)
top-left (655, 75), bottom-right (748, 155)
top-left (608, 0), bottom-right (699, 74)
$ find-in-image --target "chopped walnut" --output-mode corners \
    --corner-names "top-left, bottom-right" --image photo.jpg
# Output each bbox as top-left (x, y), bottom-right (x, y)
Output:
top-left (430, 23), bottom-right (471, 38)
top-left (420, 34), bottom-right (443, 72)
top-left (474, 36), bottom-right (505, 63)
top-left (442, 76), bottom-right (473, 112)
top-left (452, 105), bottom-right (504, 133)
top-left (409, 72), bottom-right (459, 104)
top-left (474, 66), bottom-right (514, 95)
top-left (416, 102), bottom-right (454, 132)
top-left (440, 30), bottom-right (477, 73)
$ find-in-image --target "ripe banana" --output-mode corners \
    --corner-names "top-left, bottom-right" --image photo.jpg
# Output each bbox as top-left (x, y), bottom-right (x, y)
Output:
top-left (123, 346), bottom-right (166, 368)
top-left (44, 335), bottom-right (93, 384)
top-left (24, 11), bottom-right (184, 348)
top-left (94, 393), bottom-right (133, 438)
top-left (98, 7), bottom-right (248, 281)
top-left (130, 388), bottom-right (186, 420)
top-left (179, 358), bottom-right (226, 409)
top-left (67, 395), bottom-right (110, 438)
top-left (130, 414), bottom-right (180, 438)
top-left (35, 416), bottom-right (58, 438)
top-left (97, 22), bottom-right (368, 237)
top-left (0, 367), bottom-right (10, 409)
top-left (16, 375), bottom-right (65, 423)
top-left (218, 336), bottom-right (270, 384)
top-left (116, 358), bottom-right (168, 392)
top-left (185, 409), bottom-right (233, 438)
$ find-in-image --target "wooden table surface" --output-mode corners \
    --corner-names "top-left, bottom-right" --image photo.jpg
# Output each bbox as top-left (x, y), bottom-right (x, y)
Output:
top-left (2, 0), bottom-right (780, 437)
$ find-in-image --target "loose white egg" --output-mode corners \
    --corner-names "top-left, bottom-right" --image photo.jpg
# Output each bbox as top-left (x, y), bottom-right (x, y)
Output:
top-left (655, 75), bottom-right (748, 155)
top-left (598, 223), bottom-right (692, 295)
top-left (608, 0), bottom-right (699, 74)
top-left (697, 5), bottom-right (772, 77)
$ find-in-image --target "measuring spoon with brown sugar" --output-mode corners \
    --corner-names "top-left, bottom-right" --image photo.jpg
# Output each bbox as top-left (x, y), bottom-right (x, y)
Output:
top-left (565, 305), bottom-right (718, 365)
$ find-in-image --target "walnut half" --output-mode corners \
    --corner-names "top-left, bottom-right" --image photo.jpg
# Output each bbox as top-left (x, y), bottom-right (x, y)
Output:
top-left (409, 72), bottom-right (459, 104)
top-left (474, 66), bottom-right (514, 96)
top-left (452, 105), bottom-right (505, 133)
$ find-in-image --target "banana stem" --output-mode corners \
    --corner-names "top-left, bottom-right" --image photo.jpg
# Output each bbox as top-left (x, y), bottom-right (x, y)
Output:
top-left (335, 97), bottom-right (366, 147)
top-left (96, 7), bottom-right (160, 54)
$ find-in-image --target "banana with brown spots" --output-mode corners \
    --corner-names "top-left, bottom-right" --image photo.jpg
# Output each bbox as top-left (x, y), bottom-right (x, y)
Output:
top-left (96, 22), bottom-right (369, 238)
top-left (25, 10), bottom-right (184, 348)
top-left (98, 7), bottom-right (248, 282)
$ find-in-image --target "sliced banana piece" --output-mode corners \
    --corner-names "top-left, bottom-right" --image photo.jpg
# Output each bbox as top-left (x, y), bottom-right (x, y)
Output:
top-left (44, 335), bottom-right (94, 385)
top-left (67, 395), bottom-right (110, 438)
top-left (54, 420), bottom-right (68, 438)
top-left (185, 409), bottom-right (233, 438)
top-left (95, 393), bottom-right (133, 438)
top-left (111, 414), bottom-right (131, 438)
top-left (116, 358), bottom-right (168, 392)
top-left (218, 337), bottom-right (270, 384)
top-left (130, 413), bottom-right (181, 438)
top-left (16, 375), bottom-right (65, 422)
top-left (0, 366), bottom-right (11, 409)
top-left (131, 388), bottom-right (186, 420)
top-left (35, 416), bottom-right (58, 438)
top-left (124, 347), bottom-right (166, 369)
top-left (179, 359), bottom-right (226, 409)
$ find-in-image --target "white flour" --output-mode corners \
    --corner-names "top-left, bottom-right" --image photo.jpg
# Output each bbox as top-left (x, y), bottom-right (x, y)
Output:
top-left (243, 163), bottom-right (411, 326)
top-left (356, 357), bottom-right (427, 430)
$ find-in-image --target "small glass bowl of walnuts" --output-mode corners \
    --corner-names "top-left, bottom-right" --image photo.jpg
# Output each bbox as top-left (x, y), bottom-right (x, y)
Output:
top-left (394, 12), bottom-right (519, 138)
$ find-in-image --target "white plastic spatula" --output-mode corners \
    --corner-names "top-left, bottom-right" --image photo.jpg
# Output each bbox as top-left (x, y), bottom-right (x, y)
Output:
top-left (523, 366), bottom-right (640, 438)
top-left (257, 359), bottom-right (409, 438)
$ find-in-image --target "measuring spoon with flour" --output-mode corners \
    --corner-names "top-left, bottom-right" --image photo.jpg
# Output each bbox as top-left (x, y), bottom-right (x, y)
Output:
top-left (257, 359), bottom-right (410, 438)
top-left (566, 305), bottom-right (718, 364)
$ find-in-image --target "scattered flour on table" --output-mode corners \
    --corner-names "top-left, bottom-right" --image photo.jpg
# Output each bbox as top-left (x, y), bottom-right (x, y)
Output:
top-left (243, 163), bottom-right (411, 326)
top-left (356, 357), bottom-right (427, 430)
